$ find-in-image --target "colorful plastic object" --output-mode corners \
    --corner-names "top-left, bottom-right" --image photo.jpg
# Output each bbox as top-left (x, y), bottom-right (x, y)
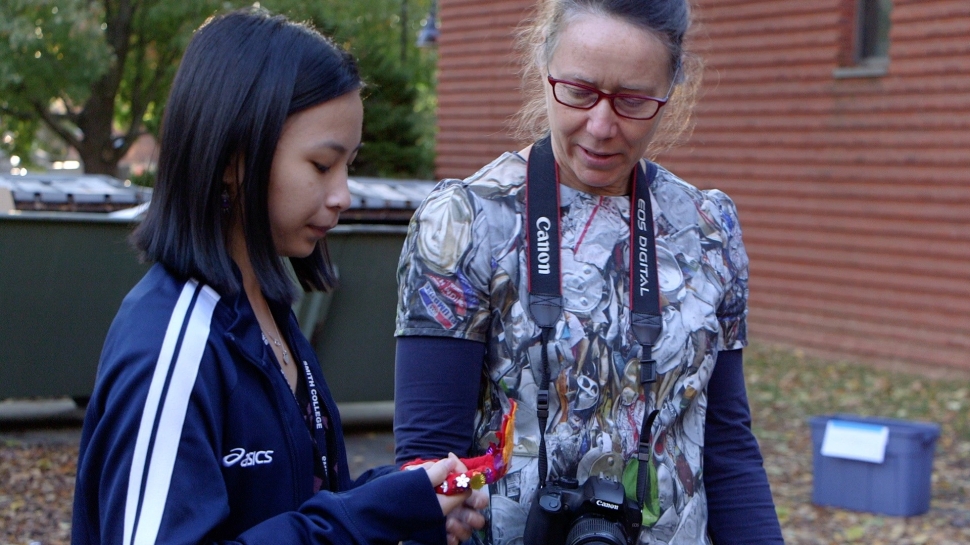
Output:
top-left (402, 400), bottom-right (517, 495)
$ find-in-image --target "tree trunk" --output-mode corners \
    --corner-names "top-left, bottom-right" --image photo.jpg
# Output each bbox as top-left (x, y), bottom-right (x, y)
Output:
top-left (76, 141), bottom-right (121, 177)
top-left (74, 0), bottom-right (135, 179)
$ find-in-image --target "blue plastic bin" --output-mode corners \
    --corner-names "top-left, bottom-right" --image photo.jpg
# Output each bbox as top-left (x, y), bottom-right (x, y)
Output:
top-left (809, 414), bottom-right (940, 516)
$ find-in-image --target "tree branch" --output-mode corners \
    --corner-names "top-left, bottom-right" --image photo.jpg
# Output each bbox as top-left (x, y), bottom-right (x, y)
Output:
top-left (31, 101), bottom-right (81, 150)
top-left (0, 105), bottom-right (34, 122)
top-left (128, 40), bottom-right (147, 110)
top-left (59, 94), bottom-right (81, 124)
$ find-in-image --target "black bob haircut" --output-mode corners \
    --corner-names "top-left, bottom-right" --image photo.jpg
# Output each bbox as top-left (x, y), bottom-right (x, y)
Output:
top-left (132, 8), bottom-right (361, 304)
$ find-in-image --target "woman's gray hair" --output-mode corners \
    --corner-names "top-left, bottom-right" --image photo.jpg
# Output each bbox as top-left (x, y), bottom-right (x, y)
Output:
top-left (512, 0), bottom-right (702, 158)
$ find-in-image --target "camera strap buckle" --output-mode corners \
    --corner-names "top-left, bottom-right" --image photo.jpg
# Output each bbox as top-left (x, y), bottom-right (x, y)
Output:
top-left (639, 354), bottom-right (657, 385)
top-left (637, 448), bottom-right (651, 462)
top-left (537, 390), bottom-right (549, 419)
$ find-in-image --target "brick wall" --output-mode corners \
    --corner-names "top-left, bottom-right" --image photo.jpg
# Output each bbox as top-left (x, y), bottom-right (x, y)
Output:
top-left (435, 0), bottom-right (970, 372)
top-left (435, 0), bottom-right (529, 178)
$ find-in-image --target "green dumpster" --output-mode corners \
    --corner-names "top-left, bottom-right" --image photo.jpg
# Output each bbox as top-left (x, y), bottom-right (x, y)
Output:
top-left (0, 211), bottom-right (149, 401)
top-left (301, 225), bottom-right (409, 406)
top-left (0, 174), bottom-right (433, 422)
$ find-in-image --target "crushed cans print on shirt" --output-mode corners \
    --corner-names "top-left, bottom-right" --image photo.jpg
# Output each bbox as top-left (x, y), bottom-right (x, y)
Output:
top-left (396, 152), bottom-right (750, 545)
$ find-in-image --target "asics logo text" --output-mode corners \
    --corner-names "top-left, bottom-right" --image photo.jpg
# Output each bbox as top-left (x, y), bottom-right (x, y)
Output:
top-left (222, 447), bottom-right (274, 467)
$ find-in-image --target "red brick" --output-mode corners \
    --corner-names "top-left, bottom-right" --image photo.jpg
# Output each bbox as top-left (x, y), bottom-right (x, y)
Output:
top-left (435, 0), bottom-right (970, 372)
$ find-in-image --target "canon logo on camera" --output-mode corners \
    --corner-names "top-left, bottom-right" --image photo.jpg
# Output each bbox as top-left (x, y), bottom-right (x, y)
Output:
top-left (595, 499), bottom-right (620, 511)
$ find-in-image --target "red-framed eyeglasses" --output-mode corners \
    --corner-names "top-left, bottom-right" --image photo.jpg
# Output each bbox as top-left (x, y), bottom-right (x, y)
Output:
top-left (546, 74), bottom-right (675, 120)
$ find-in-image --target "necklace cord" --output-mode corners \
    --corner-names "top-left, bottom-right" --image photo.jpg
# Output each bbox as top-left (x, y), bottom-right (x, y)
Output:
top-left (261, 321), bottom-right (290, 365)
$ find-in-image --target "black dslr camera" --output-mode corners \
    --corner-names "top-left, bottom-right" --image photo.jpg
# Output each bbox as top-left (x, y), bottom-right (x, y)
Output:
top-left (523, 476), bottom-right (642, 545)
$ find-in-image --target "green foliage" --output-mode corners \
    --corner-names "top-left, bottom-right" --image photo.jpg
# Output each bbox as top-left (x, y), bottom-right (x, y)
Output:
top-left (0, 0), bottom-right (437, 178)
top-left (114, 1), bottom-right (236, 136)
top-left (264, 0), bottom-right (438, 179)
top-left (129, 169), bottom-right (156, 188)
top-left (1, 116), bottom-right (40, 167)
top-left (353, 41), bottom-right (435, 178)
top-left (0, 0), bottom-right (241, 174)
top-left (0, 0), bottom-right (111, 106)
top-left (0, 0), bottom-right (107, 161)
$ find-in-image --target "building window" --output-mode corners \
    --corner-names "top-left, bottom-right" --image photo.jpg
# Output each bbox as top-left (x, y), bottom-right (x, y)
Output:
top-left (834, 0), bottom-right (892, 78)
top-left (857, 0), bottom-right (892, 65)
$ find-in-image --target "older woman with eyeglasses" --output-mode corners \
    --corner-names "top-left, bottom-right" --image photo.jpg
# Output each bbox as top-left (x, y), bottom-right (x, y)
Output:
top-left (393, 1), bottom-right (785, 544)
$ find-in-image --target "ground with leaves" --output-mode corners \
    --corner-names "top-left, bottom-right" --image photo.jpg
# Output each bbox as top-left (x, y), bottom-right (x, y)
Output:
top-left (2, 342), bottom-right (968, 545)
top-left (746, 344), bottom-right (970, 544)
top-left (0, 441), bottom-right (76, 545)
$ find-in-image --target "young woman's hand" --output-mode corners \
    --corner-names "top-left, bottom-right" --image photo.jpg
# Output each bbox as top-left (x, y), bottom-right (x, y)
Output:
top-left (423, 454), bottom-right (488, 545)
top-left (423, 454), bottom-right (470, 513)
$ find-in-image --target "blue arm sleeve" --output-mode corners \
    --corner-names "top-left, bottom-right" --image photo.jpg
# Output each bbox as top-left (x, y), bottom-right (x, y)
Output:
top-left (704, 349), bottom-right (785, 544)
top-left (238, 469), bottom-right (446, 545)
top-left (73, 351), bottom-right (446, 545)
top-left (393, 336), bottom-right (486, 465)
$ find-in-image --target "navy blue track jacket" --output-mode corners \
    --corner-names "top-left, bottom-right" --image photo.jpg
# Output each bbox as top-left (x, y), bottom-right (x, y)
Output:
top-left (72, 264), bottom-right (446, 545)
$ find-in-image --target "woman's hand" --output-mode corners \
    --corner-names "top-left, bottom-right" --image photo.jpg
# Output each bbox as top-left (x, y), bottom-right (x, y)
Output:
top-left (444, 487), bottom-right (488, 545)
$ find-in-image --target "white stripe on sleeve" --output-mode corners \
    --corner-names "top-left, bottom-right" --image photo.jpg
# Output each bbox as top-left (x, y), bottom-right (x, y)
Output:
top-left (124, 280), bottom-right (221, 545)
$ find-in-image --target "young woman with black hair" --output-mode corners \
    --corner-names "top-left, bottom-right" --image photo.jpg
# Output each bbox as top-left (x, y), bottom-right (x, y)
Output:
top-left (71, 9), bottom-right (485, 545)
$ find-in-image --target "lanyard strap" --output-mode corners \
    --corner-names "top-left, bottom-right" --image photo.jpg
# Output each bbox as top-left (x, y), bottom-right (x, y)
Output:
top-left (525, 135), bottom-right (661, 507)
top-left (299, 357), bottom-right (332, 488)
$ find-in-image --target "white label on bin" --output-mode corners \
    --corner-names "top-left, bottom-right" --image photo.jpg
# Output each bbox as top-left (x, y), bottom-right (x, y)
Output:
top-left (821, 420), bottom-right (889, 463)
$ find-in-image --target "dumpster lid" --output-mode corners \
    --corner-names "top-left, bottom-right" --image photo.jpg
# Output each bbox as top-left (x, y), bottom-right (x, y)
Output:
top-left (343, 177), bottom-right (436, 224)
top-left (0, 173), bottom-right (152, 212)
top-left (0, 173), bottom-right (432, 220)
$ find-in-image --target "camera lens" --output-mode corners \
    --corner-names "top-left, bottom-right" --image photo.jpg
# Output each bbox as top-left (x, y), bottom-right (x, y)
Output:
top-left (565, 517), bottom-right (628, 545)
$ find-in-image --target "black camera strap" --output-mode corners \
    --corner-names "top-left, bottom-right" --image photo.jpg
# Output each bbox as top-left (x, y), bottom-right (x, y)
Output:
top-left (525, 136), bottom-right (562, 491)
top-left (526, 135), bottom-right (662, 508)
